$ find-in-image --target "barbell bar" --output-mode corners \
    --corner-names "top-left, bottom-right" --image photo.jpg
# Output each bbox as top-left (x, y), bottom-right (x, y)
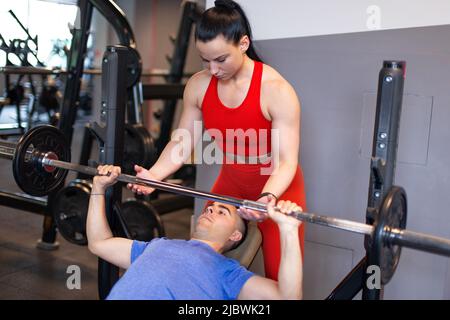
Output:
top-left (49, 159), bottom-right (450, 257)
top-left (1, 126), bottom-right (450, 260)
top-left (0, 140), bottom-right (380, 236)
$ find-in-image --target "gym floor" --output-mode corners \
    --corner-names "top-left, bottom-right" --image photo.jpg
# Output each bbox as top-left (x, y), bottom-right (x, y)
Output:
top-left (0, 106), bottom-right (192, 299)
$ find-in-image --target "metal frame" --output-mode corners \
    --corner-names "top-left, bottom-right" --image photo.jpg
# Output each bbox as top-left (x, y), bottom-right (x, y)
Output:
top-left (326, 61), bottom-right (406, 300)
top-left (59, 0), bottom-right (141, 142)
top-left (95, 45), bottom-right (128, 299)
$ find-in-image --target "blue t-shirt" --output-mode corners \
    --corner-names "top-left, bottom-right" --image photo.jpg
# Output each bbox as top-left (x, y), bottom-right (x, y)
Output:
top-left (107, 238), bottom-right (254, 300)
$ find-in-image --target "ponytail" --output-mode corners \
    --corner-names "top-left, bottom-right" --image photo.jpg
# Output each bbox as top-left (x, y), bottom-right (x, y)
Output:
top-left (195, 0), bottom-right (262, 62)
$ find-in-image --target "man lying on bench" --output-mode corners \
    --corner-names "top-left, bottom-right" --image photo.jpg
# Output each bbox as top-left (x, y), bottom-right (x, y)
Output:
top-left (87, 165), bottom-right (303, 300)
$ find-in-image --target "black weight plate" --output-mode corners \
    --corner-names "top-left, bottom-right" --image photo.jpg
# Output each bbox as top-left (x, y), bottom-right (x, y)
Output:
top-left (135, 124), bottom-right (157, 166)
top-left (120, 199), bottom-right (165, 241)
top-left (13, 125), bottom-right (70, 196)
top-left (52, 180), bottom-right (91, 245)
top-left (127, 47), bottom-right (142, 88)
top-left (123, 124), bottom-right (156, 174)
top-left (371, 186), bottom-right (407, 285)
top-left (70, 178), bottom-right (92, 190)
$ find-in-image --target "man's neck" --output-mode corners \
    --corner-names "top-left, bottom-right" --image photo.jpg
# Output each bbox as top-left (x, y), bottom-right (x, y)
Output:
top-left (191, 237), bottom-right (223, 253)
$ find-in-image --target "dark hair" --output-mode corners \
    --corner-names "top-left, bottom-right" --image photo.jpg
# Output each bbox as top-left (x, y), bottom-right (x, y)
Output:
top-left (195, 0), bottom-right (262, 62)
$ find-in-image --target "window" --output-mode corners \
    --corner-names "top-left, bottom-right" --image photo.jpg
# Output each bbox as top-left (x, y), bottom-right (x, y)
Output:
top-left (0, 0), bottom-right (78, 67)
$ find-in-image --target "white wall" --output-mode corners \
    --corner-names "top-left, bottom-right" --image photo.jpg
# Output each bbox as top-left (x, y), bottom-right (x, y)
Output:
top-left (207, 0), bottom-right (450, 40)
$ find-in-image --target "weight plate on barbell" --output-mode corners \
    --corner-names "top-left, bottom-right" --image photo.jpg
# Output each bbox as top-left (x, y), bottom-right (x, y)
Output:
top-left (120, 199), bottom-right (165, 241)
top-left (371, 186), bottom-right (407, 285)
top-left (52, 179), bottom-right (92, 246)
top-left (13, 125), bottom-right (70, 196)
top-left (123, 124), bottom-right (157, 175)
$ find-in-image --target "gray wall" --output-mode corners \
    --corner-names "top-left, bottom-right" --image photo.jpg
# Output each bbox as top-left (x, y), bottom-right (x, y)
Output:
top-left (195, 24), bottom-right (450, 299)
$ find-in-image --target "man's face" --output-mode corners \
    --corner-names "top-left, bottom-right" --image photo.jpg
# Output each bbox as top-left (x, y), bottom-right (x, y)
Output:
top-left (195, 202), bottom-right (242, 244)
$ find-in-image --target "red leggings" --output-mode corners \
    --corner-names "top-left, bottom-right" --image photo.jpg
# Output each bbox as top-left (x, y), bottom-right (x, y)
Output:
top-left (208, 163), bottom-right (307, 281)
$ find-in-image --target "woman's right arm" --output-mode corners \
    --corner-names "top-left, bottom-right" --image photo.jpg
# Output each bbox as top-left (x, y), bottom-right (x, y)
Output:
top-left (148, 75), bottom-right (204, 180)
top-left (128, 73), bottom-right (207, 194)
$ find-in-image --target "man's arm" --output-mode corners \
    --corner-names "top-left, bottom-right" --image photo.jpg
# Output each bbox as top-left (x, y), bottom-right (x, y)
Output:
top-left (238, 201), bottom-right (303, 300)
top-left (86, 165), bottom-right (133, 269)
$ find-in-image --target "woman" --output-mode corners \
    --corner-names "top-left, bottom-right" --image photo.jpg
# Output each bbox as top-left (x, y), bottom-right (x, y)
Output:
top-left (128, 0), bottom-right (307, 281)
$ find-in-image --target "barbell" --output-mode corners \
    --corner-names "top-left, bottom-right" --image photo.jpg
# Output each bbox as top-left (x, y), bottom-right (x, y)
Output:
top-left (1, 125), bottom-right (450, 285)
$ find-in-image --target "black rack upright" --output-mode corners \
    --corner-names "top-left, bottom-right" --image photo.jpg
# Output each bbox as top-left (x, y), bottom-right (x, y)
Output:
top-left (326, 61), bottom-right (406, 300)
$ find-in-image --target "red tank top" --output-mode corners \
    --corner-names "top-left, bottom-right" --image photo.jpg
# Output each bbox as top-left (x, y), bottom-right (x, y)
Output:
top-left (202, 61), bottom-right (272, 159)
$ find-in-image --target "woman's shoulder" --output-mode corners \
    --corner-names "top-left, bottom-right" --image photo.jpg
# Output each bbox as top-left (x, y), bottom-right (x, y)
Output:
top-left (261, 63), bottom-right (297, 97)
top-left (187, 69), bottom-right (212, 90)
top-left (184, 69), bottom-right (213, 104)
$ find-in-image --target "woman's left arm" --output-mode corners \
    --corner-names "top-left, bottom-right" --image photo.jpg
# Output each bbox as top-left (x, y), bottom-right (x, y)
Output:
top-left (261, 80), bottom-right (300, 197)
top-left (238, 80), bottom-right (301, 221)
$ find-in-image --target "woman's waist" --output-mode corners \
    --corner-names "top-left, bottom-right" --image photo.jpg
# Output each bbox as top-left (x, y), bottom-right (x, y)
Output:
top-left (219, 154), bottom-right (276, 175)
top-left (222, 151), bottom-right (272, 166)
